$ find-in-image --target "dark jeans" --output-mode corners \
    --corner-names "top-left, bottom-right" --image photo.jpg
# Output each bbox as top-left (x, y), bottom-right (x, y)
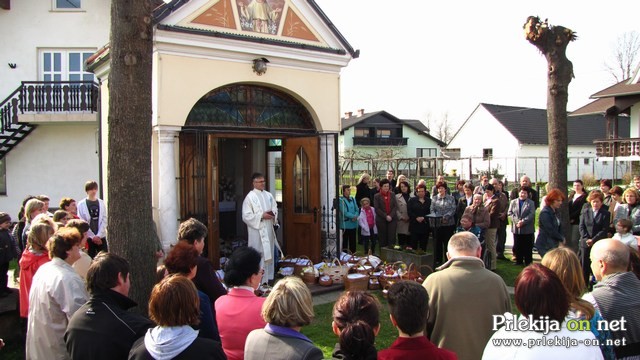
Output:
top-left (342, 229), bottom-right (357, 254)
top-left (361, 229), bottom-right (378, 255)
top-left (88, 237), bottom-right (108, 258)
top-left (496, 220), bottom-right (507, 255)
top-left (410, 231), bottom-right (429, 252)
top-left (513, 233), bottom-right (534, 265)
top-left (434, 225), bottom-right (455, 267)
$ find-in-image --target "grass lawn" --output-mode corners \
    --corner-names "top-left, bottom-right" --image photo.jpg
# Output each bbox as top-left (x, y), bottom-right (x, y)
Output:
top-left (494, 255), bottom-right (524, 287)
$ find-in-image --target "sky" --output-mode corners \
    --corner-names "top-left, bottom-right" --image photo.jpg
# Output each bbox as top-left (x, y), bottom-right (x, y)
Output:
top-left (314, 0), bottom-right (640, 131)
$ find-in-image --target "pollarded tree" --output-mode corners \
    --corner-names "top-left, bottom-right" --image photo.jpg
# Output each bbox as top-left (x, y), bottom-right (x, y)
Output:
top-left (523, 16), bottom-right (577, 246)
top-left (107, 0), bottom-right (156, 313)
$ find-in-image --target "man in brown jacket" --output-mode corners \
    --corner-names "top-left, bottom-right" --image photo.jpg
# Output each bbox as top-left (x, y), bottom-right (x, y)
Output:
top-left (483, 184), bottom-right (500, 271)
top-left (490, 179), bottom-right (509, 260)
top-left (422, 231), bottom-right (511, 360)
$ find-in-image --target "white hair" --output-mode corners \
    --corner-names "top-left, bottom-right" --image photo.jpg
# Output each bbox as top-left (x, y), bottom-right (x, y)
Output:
top-left (447, 232), bottom-right (481, 257)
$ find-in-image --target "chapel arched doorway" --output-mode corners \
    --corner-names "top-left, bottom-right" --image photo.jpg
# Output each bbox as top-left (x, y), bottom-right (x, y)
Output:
top-left (179, 84), bottom-right (322, 266)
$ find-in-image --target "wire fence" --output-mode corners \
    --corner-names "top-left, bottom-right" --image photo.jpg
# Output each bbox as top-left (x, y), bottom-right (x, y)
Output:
top-left (339, 155), bottom-right (634, 189)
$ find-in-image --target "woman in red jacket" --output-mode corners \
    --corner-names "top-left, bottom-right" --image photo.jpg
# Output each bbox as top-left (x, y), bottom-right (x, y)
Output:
top-left (18, 220), bottom-right (54, 318)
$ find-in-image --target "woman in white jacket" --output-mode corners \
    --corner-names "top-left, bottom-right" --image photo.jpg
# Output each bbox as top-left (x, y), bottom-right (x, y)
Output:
top-left (358, 197), bottom-right (378, 255)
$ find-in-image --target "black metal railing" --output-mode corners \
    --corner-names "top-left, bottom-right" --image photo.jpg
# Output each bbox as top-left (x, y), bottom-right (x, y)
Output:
top-left (321, 204), bottom-right (338, 260)
top-left (352, 136), bottom-right (408, 146)
top-left (0, 81), bottom-right (99, 134)
top-left (594, 138), bottom-right (640, 157)
top-left (0, 86), bottom-right (21, 134)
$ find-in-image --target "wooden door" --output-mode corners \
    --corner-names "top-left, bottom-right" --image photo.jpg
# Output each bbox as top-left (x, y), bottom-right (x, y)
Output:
top-left (283, 136), bottom-right (321, 262)
top-left (206, 135), bottom-right (220, 267)
top-left (178, 132), bottom-right (220, 268)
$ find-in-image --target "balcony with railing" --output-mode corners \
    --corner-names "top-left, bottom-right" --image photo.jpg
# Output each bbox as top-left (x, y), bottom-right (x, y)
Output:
top-left (594, 138), bottom-right (640, 158)
top-left (0, 81), bottom-right (99, 159)
top-left (352, 136), bottom-right (408, 146)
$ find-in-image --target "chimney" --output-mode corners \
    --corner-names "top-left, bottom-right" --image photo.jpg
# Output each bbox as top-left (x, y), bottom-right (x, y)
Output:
top-left (357, 108), bottom-right (365, 116)
top-left (344, 111), bottom-right (353, 119)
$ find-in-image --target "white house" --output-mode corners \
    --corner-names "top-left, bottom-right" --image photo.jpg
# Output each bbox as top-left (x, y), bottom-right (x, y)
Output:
top-left (339, 110), bottom-right (445, 179)
top-left (444, 103), bottom-right (630, 183)
top-left (0, 0), bottom-right (109, 217)
top-left (87, 0), bottom-right (357, 264)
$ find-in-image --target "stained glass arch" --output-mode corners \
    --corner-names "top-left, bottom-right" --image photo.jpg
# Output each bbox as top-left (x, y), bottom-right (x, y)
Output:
top-left (186, 84), bottom-right (316, 133)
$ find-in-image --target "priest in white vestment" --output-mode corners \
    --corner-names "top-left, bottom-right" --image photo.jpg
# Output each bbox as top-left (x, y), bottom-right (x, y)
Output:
top-left (242, 172), bottom-right (280, 284)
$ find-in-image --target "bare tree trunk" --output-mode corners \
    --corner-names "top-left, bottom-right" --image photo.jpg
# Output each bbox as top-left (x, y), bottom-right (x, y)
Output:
top-left (524, 16), bottom-right (577, 244)
top-left (107, 0), bottom-right (156, 314)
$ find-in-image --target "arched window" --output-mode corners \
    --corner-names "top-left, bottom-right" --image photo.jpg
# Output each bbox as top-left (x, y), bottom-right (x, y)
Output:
top-left (186, 84), bottom-right (315, 133)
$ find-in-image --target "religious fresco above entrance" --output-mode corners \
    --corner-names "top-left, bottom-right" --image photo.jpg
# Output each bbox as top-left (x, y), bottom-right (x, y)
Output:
top-left (186, 0), bottom-right (323, 44)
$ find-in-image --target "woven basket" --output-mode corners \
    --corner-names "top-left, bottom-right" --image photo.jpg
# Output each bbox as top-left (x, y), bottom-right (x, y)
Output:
top-left (368, 276), bottom-right (380, 290)
top-left (278, 256), bottom-right (295, 270)
top-left (344, 273), bottom-right (368, 291)
top-left (324, 258), bottom-right (351, 284)
top-left (401, 263), bottom-right (433, 284)
top-left (318, 275), bottom-right (333, 286)
top-left (302, 271), bottom-right (317, 285)
top-left (293, 256), bottom-right (313, 278)
top-left (354, 258), bottom-right (374, 275)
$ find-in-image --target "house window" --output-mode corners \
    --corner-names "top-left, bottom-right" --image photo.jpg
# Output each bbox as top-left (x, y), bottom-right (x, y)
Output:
top-left (377, 129), bottom-right (391, 138)
top-left (54, 0), bottom-right (81, 10)
top-left (0, 158), bottom-right (6, 195)
top-left (41, 50), bottom-right (95, 82)
top-left (482, 148), bottom-right (493, 160)
top-left (354, 128), bottom-right (368, 137)
top-left (416, 148), bottom-right (438, 157)
top-left (584, 158), bottom-right (590, 165)
top-left (443, 148), bottom-right (461, 159)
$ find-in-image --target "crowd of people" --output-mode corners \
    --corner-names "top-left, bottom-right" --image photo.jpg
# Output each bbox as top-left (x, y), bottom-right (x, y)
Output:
top-left (1, 173), bottom-right (639, 359)
top-left (345, 171), bottom-right (541, 269)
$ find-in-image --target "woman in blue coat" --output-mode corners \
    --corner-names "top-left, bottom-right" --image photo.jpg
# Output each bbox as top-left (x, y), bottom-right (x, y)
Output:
top-left (535, 189), bottom-right (566, 257)
top-left (340, 185), bottom-right (359, 253)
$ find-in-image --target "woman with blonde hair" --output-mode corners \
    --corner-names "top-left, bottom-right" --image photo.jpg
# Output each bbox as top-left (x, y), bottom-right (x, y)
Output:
top-left (613, 187), bottom-right (640, 235)
top-left (394, 174), bottom-right (407, 194)
top-left (18, 221), bottom-right (54, 318)
top-left (21, 198), bottom-right (45, 250)
top-left (244, 276), bottom-right (322, 360)
top-left (542, 248), bottom-right (614, 359)
top-left (355, 173), bottom-right (372, 207)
